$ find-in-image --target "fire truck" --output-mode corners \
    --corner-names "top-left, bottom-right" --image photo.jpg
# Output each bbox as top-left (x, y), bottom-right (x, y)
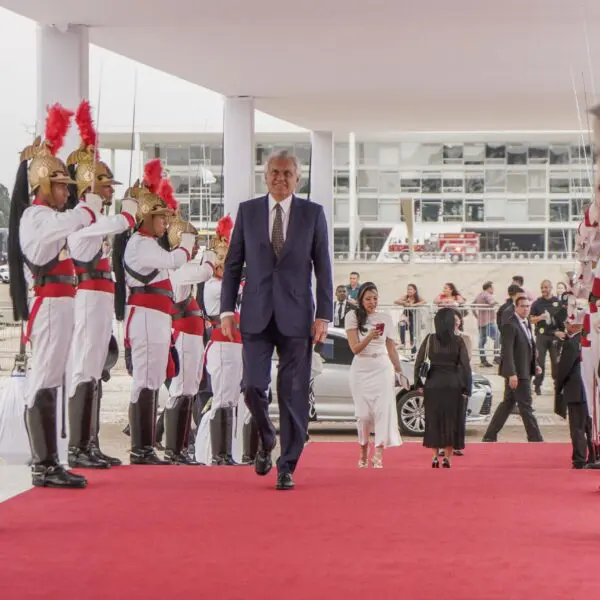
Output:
top-left (386, 232), bottom-right (480, 262)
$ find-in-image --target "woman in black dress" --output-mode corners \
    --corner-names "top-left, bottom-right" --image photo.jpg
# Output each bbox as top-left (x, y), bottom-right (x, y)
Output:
top-left (414, 308), bottom-right (472, 468)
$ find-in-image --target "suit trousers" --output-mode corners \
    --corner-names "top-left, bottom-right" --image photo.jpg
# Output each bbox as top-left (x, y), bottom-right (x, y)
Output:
top-left (242, 317), bottom-right (312, 475)
top-left (483, 378), bottom-right (544, 442)
top-left (534, 334), bottom-right (558, 389)
top-left (567, 403), bottom-right (589, 467)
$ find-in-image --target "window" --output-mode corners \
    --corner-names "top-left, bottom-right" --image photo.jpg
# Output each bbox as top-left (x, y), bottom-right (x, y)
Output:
top-left (442, 175), bottom-right (464, 192)
top-left (421, 199), bottom-right (441, 222)
top-left (442, 199), bottom-right (463, 221)
top-left (190, 197), bottom-right (201, 218)
top-left (507, 172), bottom-right (527, 193)
top-left (334, 230), bottom-right (349, 252)
top-left (400, 172), bottom-right (421, 192)
top-left (528, 145), bottom-right (548, 163)
top-left (358, 197), bottom-right (378, 219)
top-left (485, 144), bottom-right (506, 162)
top-left (190, 145), bottom-right (208, 162)
top-left (334, 142), bottom-right (350, 166)
top-left (465, 173), bottom-right (484, 193)
top-left (571, 171), bottom-right (592, 191)
top-left (571, 199), bottom-right (587, 221)
top-left (549, 145), bottom-right (569, 165)
top-left (379, 201), bottom-right (401, 221)
top-left (357, 143), bottom-right (380, 166)
top-left (570, 145), bottom-right (592, 165)
top-left (255, 173), bottom-right (267, 194)
top-left (256, 144), bottom-right (273, 166)
top-left (209, 145), bottom-right (223, 165)
top-left (399, 143), bottom-right (442, 165)
top-left (335, 172), bottom-right (350, 193)
top-left (506, 199), bottom-right (528, 222)
top-left (210, 203), bottom-right (224, 222)
top-left (379, 171), bottom-right (399, 194)
top-left (178, 203), bottom-right (190, 221)
top-left (485, 198), bottom-right (507, 221)
top-left (166, 145), bottom-right (189, 166)
top-left (464, 143), bottom-right (485, 165)
top-left (297, 175), bottom-right (310, 196)
top-left (334, 198), bottom-right (349, 221)
top-left (317, 334), bottom-right (354, 365)
top-left (548, 230), bottom-right (569, 252)
top-left (485, 169), bottom-right (506, 192)
top-left (293, 143), bottom-right (311, 166)
top-left (465, 202), bottom-right (484, 222)
top-left (549, 177), bottom-right (569, 193)
top-left (422, 173), bottom-right (441, 193)
top-left (549, 202), bottom-right (569, 222)
top-left (507, 144), bottom-right (527, 165)
top-left (357, 170), bottom-right (378, 193)
top-left (210, 175), bottom-right (223, 199)
top-left (528, 198), bottom-right (546, 221)
top-left (443, 144), bottom-right (463, 164)
top-left (379, 145), bottom-right (400, 167)
top-left (528, 169), bottom-right (546, 192)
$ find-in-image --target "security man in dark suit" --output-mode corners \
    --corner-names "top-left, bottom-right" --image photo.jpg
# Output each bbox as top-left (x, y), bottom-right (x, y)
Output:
top-left (554, 312), bottom-right (595, 468)
top-left (483, 295), bottom-right (544, 442)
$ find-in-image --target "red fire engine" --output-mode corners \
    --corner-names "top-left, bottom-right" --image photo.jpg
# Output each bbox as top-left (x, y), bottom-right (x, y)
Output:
top-left (387, 232), bottom-right (480, 262)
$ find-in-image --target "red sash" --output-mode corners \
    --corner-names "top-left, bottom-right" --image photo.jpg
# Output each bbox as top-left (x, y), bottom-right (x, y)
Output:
top-left (76, 257), bottom-right (115, 294)
top-left (127, 278), bottom-right (174, 315)
top-left (172, 296), bottom-right (204, 336)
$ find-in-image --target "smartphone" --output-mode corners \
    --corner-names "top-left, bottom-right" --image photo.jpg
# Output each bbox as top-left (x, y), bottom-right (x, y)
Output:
top-left (375, 323), bottom-right (385, 334)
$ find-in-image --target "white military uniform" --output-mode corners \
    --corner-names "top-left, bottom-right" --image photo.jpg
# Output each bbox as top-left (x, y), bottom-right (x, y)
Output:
top-left (195, 276), bottom-right (247, 465)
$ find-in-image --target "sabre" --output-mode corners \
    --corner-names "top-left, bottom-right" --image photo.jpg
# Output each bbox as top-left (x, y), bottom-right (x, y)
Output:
top-left (90, 60), bottom-right (104, 196)
top-left (128, 69), bottom-right (139, 190)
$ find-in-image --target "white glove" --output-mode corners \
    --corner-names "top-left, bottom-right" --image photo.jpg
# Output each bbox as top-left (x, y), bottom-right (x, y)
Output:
top-left (83, 193), bottom-right (103, 215)
top-left (179, 233), bottom-right (195, 257)
top-left (201, 249), bottom-right (217, 265)
top-left (120, 198), bottom-right (138, 219)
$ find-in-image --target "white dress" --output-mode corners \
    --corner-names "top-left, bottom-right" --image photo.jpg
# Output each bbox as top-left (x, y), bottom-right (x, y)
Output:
top-left (345, 310), bottom-right (402, 448)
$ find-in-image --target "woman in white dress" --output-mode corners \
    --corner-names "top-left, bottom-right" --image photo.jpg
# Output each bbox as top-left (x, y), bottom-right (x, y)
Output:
top-left (345, 282), bottom-right (404, 468)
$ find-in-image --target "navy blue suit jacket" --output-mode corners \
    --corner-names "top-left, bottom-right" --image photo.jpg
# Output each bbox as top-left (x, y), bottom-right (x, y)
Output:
top-left (220, 195), bottom-right (333, 337)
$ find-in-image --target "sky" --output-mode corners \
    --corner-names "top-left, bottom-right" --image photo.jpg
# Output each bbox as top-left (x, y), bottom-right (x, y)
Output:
top-left (0, 8), bottom-right (305, 191)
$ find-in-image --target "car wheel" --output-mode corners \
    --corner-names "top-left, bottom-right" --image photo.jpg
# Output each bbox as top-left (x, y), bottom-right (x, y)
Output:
top-left (396, 390), bottom-right (426, 437)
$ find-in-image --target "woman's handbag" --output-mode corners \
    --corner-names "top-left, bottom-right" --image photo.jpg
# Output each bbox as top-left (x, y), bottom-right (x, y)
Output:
top-left (418, 334), bottom-right (432, 382)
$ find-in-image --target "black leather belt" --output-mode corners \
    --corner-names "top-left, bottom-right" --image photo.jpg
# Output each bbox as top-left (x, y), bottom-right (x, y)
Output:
top-left (173, 309), bottom-right (203, 320)
top-left (37, 274), bottom-right (78, 287)
top-left (129, 286), bottom-right (174, 301)
top-left (78, 272), bottom-right (113, 283)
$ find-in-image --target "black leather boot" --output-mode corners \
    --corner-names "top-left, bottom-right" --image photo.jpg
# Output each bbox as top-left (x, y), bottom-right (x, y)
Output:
top-left (68, 380), bottom-right (110, 469)
top-left (165, 396), bottom-right (200, 465)
top-left (210, 408), bottom-right (225, 465)
top-left (223, 406), bottom-right (239, 466)
top-left (89, 380), bottom-right (122, 466)
top-left (28, 388), bottom-right (87, 489)
top-left (241, 417), bottom-right (259, 465)
top-left (129, 388), bottom-right (168, 465)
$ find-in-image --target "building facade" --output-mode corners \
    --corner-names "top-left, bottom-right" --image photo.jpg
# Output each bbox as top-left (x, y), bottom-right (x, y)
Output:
top-left (129, 131), bottom-right (594, 257)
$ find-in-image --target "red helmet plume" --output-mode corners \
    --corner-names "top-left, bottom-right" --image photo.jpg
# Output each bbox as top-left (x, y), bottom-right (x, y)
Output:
top-left (143, 159), bottom-right (163, 194)
top-left (216, 214), bottom-right (233, 243)
top-left (45, 103), bottom-right (74, 156)
top-left (158, 178), bottom-right (179, 211)
top-left (75, 99), bottom-right (99, 159)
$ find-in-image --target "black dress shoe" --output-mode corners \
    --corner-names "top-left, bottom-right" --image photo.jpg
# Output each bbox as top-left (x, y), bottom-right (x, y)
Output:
top-left (32, 465), bottom-right (88, 489)
top-left (584, 461), bottom-right (600, 470)
top-left (276, 472), bottom-right (295, 490)
top-left (481, 437), bottom-right (497, 443)
top-left (255, 447), bottom-right (273, 476)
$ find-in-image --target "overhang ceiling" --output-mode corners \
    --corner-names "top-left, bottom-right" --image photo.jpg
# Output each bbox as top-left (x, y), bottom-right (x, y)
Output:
top-left (2, 0), bottom-right (600, 133)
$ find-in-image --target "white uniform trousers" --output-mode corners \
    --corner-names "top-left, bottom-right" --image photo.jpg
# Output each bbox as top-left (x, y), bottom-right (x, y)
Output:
top-left (167, 332), bottom-right (204, 408)
top-left (126, 306), bottom-right (172, 403)
top-left (195, 341), bottom-right (243, 465)
top-left (67, 290), bottom-right (113, 395)
top-left (26, 296), bottom-right (76, 462)
top-left (581, 344), bottom-right (600, 441)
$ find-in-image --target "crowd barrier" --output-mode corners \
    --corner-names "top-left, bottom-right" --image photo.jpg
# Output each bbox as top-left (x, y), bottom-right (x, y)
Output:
top-left (336, 251), bottom-right (576, 263)
top-left (0, 305), bottom-right (504, 373)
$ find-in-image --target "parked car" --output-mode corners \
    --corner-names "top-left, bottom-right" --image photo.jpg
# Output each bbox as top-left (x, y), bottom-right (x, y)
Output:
top-left (0, 265), bottom-right (9, 284)
top-left (269, 327), bottom-right (492, 437)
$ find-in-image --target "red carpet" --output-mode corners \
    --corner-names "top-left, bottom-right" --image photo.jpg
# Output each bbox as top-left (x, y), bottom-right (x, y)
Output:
top-left (1, 443), bottom-right (600, 599)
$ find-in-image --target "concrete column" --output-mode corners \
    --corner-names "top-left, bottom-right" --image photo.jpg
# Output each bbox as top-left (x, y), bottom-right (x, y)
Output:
top-left (310, 131), bottom-right (334, 263)
top-left (348, 132), bottom-right (358, 259)
top-left (223, 96), bottom-right (255, 220)
top-left (36, 24), bottom-right (89, 158)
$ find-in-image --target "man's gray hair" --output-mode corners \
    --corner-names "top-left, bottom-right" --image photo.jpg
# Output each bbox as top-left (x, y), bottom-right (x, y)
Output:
top-left (263, 149), bottom-right (302, 174)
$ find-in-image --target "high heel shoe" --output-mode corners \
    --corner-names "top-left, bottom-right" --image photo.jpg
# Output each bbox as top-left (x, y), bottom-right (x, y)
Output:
top-left (371, 449), bottom-right (383, 469)
top-left (432, 457), bottom-right (439, 468)
top-left (442, 458), bottom-right (451, 469)
top-left (358, 457), bottom-right (368, 468)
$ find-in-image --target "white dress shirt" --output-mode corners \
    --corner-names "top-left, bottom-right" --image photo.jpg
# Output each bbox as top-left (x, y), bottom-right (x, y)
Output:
top-left (334, 300), bottom-right (348, 327)
top-left (269, 194), bottom-right (292, 241)
top-left (519, 318), bottom-right (533, 345)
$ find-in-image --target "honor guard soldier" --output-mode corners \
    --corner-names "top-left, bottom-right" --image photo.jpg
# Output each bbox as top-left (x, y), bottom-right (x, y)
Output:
top-left (8, 104), bottom-right (103, 489)
top-left (164, 193), bottom-right (216, 464)
top-left (114, 160), bottom-right (194, 465)
top-left (65, 99), bottom-right (137, 469)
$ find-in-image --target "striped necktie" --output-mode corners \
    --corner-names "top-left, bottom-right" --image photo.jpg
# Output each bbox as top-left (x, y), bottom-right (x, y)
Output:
top-left (272, 203), bottom-right (284, 258)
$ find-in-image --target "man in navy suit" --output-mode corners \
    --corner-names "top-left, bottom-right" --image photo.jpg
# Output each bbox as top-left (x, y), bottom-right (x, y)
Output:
top-left (220, 150), bottom-right (333, 490)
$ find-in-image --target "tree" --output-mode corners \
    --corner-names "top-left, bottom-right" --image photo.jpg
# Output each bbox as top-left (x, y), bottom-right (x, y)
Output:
top-left (0, 183), bottom-right (9, 228)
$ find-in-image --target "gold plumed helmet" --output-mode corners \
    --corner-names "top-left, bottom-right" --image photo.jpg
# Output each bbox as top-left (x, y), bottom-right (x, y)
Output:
top-left (66, 101), bottom-right (121, 201)
top-left (168, 212), bottom-right (198, 249)
top-left (20, 103), bottom-right (75, 196)
top-left (211, 215), bottom-right (234, 267)
top-left (129, 180), bottom-right (172, 222)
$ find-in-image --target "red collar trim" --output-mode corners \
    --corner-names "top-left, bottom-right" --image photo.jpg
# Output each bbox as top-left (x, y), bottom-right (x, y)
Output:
top-left (138, 228), bottom-right (156, 238)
